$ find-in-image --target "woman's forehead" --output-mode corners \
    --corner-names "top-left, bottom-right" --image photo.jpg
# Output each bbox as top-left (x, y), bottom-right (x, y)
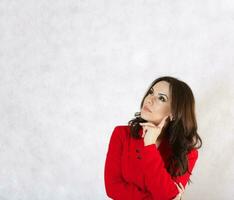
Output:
top-left (152, 81), bottom-right (170, 94)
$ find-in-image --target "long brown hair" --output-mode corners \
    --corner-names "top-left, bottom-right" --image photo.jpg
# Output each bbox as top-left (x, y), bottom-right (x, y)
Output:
top-left (128, 76), bottom-right (202, 183)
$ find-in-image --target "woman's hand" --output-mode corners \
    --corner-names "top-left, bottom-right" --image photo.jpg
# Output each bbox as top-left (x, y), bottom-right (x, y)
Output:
top-left (139, 115), bottom-right (169, 146)
top-left (172, 182), bottom-right (185, 200)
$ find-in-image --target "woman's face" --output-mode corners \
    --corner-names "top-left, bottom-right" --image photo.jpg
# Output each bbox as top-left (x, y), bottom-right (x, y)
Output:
top-left (141, 81), bottom-right (172, 125)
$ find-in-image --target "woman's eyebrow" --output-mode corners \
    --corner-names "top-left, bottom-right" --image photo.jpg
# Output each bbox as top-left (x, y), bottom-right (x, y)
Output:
top-left (158, 93), bottom-right (169, 100)
top-left (151, 88), bottom-right (169, 100)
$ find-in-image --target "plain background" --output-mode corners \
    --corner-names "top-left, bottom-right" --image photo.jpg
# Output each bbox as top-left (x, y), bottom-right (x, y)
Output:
top-left (0, 0), bottom-right (234, 199)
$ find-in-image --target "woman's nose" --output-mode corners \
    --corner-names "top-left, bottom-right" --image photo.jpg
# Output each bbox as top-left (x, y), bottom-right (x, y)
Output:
top-left (146, 96), bottom-right (154, 105)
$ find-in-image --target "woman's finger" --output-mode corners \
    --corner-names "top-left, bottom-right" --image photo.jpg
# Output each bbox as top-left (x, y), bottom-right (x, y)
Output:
top-left (158, 115), bottom-right (170, 129)
top-left (179, 182), bottom-right (185, 193)
top-left (174, 182), bottom-right (182, 193)
top-left (141, 129), bottom-right (147, 138)
top-left (139, 122), bottom-right (156, 128)
top-left (173, 182), bottom-right (185, 200)
top-left (172, 193), bottom-right (182, 200)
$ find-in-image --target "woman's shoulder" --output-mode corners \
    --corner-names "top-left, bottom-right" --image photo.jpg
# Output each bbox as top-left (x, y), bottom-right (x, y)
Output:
top-left (114, 125), bottom-right (130, 129)
top-left (112, 125), bottom-right (130, 134)
top-left (110, 125), bottom-right (131, 140)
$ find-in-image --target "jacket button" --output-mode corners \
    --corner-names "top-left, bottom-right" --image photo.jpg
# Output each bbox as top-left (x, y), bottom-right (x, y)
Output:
top-left (137, 155), bottom-right (142, 159)
top-left (136, 148), bottom-right (140, 153)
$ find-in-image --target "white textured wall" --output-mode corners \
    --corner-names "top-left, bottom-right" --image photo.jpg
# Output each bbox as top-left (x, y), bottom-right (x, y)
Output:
top-left (0, 0), bottom-right (234, 199)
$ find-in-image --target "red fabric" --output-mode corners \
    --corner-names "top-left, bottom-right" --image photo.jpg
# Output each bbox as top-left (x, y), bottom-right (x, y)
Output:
top-left (104, 125), bottom-right (199, 200)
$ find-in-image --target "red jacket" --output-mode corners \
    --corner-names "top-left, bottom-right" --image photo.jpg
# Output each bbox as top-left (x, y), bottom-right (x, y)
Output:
top-left (104, 125), bottom-right (199, 200)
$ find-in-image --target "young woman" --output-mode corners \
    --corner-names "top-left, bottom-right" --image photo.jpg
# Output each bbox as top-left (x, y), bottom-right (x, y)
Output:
top-left (104, 76), bottom-right (202, 200)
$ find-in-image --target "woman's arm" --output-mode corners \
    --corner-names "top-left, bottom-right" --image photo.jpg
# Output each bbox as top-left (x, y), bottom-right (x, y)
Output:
top-left (142, 144), bottom-right (198, 200)
top-left (104, 126), bottom-right (152, 200)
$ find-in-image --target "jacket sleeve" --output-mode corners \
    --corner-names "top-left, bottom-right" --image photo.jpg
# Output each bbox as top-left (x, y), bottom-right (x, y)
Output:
top-left (142, 144), bottom-right (199, 200)
top-left (104, 126), bottom-right (152, 200)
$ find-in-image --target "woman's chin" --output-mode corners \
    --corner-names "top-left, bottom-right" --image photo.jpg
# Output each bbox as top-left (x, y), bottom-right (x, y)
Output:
top-left (140, 112), bottom-right (151, 120)
top-left (140, 114), bottom-right (159, 125)
top-left (140, 113), bottom-right (147, 120)
top-left (140, 114), bottom-right (151, 123)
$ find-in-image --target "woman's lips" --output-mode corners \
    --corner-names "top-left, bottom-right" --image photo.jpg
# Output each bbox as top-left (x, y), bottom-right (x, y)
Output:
top-left (143, 106), bottom-right (152, 113)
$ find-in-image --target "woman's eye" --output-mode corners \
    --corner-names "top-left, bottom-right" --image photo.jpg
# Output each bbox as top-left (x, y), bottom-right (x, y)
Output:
top-left (159, 96), bottom-right (166, 102)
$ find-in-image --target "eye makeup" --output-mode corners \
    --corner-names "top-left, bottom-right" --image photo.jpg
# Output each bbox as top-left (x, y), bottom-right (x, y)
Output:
top-left (149, 88), bottom-right (169, 101)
